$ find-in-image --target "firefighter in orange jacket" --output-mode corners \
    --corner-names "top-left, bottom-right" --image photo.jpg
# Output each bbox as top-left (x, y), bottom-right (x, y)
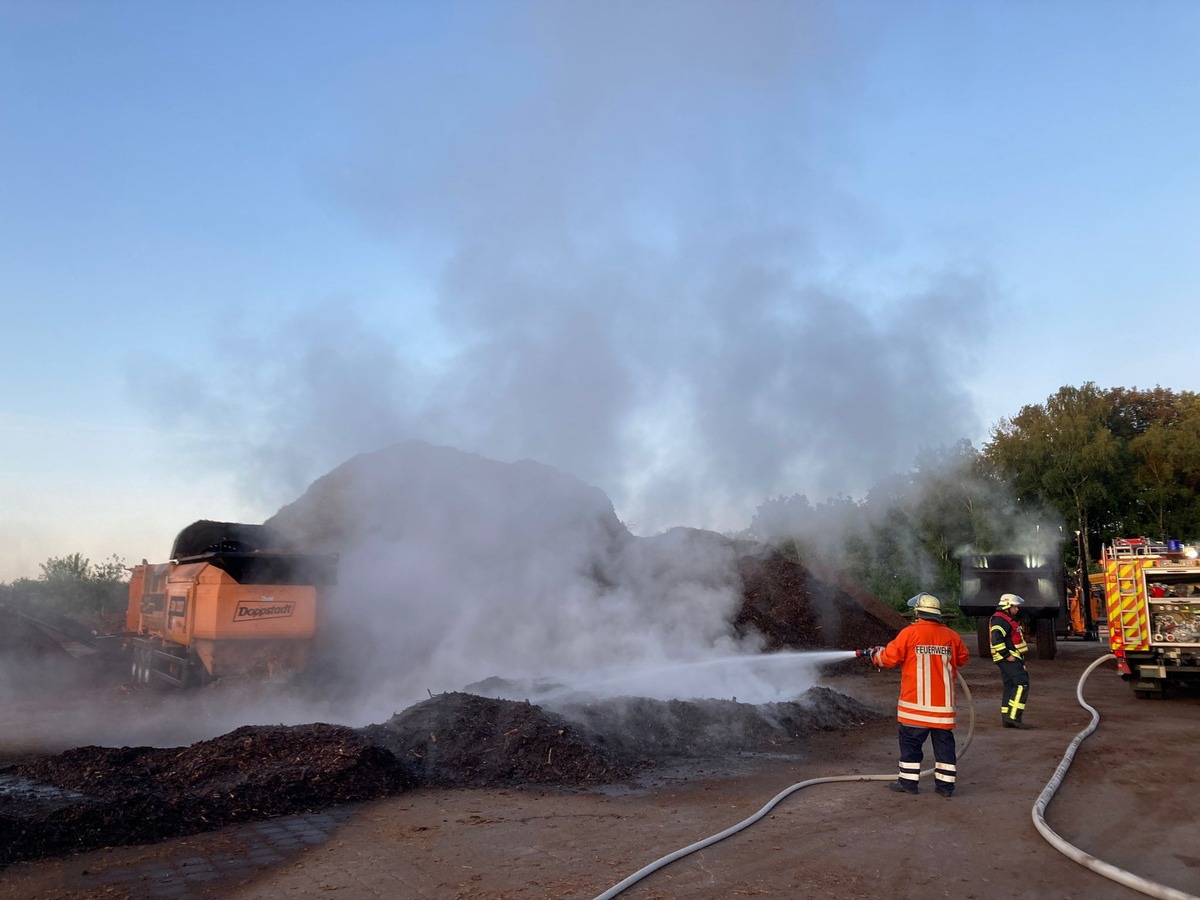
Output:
top-left (859, 592), bottom-right (969, 797)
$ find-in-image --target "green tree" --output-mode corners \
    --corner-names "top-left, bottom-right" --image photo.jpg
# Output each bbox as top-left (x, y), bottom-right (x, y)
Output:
top-left (1121, 390), bottom-right (1200, 540)
top-left (985, 383), bottom-right (1117, 562)
top-left (1130, 423), bottom-right (1182, 538)
top-left (8, 553), bottom-right (130, 616)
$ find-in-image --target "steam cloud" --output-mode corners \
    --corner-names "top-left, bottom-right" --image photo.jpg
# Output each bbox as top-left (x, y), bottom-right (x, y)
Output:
top-left (133, 1), bottom-right (991, 532)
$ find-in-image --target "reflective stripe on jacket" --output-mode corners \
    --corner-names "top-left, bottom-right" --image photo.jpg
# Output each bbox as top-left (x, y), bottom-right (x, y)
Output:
top-left (871, 619), bottom-right (970, 729)
top-left (989, 610), bottom-right (1027, 662)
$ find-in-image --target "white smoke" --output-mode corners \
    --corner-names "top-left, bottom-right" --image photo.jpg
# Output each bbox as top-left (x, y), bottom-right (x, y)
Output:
top-left (130, 1), bottom-right (990, 536)
top-left (262, 444), bottom-right (788, 723)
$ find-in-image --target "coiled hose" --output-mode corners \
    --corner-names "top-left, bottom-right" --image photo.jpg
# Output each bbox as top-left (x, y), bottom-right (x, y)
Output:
top-left (1032, 653), bottom-right (1198, 900)
top-left (592, 672), bottom-right (975, 900)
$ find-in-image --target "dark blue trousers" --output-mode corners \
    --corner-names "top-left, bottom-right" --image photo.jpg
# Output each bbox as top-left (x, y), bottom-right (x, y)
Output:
top-left (897, 723), bottom-right (957, 794)
top-left (997, 659), bottom-right (1030, 723)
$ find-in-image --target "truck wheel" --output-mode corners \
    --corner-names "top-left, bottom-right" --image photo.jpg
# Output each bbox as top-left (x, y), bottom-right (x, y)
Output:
top-left (976, 618), bottom-right (991, 659)
top-left (1035, 617), bottom-right (1057, 660)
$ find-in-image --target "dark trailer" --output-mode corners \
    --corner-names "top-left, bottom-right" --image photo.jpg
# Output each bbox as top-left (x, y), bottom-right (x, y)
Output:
top-left (960, 551), bottom-right (1064, 660)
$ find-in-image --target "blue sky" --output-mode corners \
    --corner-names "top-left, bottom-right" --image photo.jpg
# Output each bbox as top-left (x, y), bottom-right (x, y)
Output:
top-left (2, 0), bottom-right (1198, 581)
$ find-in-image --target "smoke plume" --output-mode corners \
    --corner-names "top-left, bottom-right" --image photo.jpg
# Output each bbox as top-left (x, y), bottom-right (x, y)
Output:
top-left (131, 1), bottom-right (990, 534)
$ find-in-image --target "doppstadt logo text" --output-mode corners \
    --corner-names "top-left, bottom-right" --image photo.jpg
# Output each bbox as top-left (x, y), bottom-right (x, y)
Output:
top-left (233, 600), bottom-right (296, 622)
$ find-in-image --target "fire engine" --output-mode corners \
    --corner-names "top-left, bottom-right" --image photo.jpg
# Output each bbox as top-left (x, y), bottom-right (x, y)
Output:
top-left (1101, 537), bottom-right (1200, 698)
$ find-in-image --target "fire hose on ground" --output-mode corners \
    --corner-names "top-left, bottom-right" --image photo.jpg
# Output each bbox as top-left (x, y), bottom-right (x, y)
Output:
top-left (592, 666), bottom-right (975, 900)
top-left (1032, 654), bottom-right (1198, 900)
top-left (593, 654), bottom-right (1199, 900)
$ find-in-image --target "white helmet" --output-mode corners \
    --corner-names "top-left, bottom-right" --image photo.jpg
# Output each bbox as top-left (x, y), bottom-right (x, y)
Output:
top-left (999, 593), bottom-right (1024, 610)
top-left (907, 592), bottom-right (943, 619)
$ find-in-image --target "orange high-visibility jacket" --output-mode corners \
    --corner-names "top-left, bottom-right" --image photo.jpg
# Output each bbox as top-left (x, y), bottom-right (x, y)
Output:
top-left (871, 619), bottom-right (969, 729)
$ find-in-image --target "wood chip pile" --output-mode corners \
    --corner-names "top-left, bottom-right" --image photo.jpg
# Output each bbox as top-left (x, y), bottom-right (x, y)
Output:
top-left (735, 551), bottom-right (908, 650)
top-left (0, 724), bottom-right (411, 868)
top-left (0, 683), bottom-right (887, 868)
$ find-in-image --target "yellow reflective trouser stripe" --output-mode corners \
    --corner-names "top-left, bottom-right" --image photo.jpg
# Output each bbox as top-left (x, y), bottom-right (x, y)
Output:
top-left (1004, 685), bottom-right (1026, 720)
top-left (935, 762), bottom-right (956, 784)
top-left (898, 761), bottom-right (920, 783)
top-left (1009, 686), bottom-right (1026, 713)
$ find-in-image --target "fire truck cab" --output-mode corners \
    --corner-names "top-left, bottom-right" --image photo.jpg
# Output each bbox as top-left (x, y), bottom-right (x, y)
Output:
top-left (1102, 537), bottom-right (1200, 698)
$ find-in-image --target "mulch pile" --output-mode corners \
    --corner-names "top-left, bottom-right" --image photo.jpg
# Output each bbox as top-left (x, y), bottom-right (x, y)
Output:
top-left (734, 551), bottom-right (906, 650)
top-left (555, 686), bottom-right (884, 769)
top-left (0, 683), bottom-right (885, 869)
top-left (0, 724), bottom-right (411, 868)
top-left (360, 692), bottom-right (631, 788)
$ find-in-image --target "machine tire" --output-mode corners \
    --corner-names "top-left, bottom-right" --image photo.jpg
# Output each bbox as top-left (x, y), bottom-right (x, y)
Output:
top-left (976, 617), bottom-right (991, 659)
top-left (1035, 616), bottom-right (1057, 660)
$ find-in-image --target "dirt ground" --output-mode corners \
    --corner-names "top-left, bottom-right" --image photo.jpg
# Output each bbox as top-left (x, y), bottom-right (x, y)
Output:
top-left (2, 640), bottom-right (1198, 900)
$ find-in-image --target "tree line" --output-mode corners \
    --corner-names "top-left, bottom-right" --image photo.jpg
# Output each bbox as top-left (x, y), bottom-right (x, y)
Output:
top-left (749, 383), bottom-right (1200, 620)
top-left (0, 553), bottom-right (129, 618)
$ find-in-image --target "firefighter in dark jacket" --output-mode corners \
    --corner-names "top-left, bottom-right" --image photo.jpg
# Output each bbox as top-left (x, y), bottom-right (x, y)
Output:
top-left (990, 593), bottom-right (1031, 729)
